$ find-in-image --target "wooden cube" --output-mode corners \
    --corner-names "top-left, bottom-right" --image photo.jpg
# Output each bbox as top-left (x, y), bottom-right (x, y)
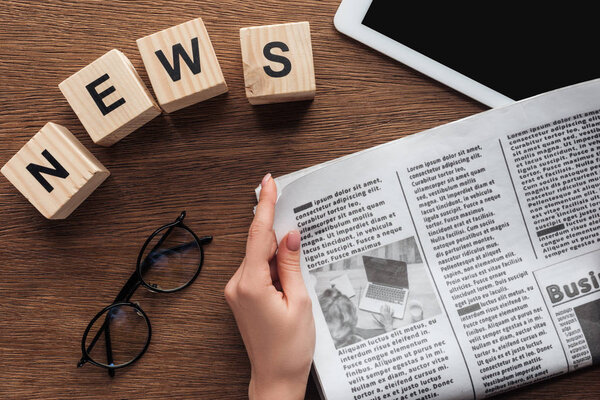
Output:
top-left (240, 21), bottom-right (316, 105)
top-left (1, 122), bottom-right (110, 219)
top-left (136, 18), bottom-right (228, 113)
top-left (59, 49), bottom-right (161, 146)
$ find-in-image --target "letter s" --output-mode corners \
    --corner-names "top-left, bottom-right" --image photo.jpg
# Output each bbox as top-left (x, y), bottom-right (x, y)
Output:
top-left (263, 41), bottom-right (292, 78)
top-left (579, 278), bottom-right (592, 294)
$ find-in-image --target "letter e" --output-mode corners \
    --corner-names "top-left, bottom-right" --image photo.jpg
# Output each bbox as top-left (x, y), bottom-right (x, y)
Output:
top-left (85, 73), bottom-right (126, 116)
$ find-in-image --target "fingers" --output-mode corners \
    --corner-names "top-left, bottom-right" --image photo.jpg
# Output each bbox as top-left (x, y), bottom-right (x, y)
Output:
top-left (254, 173), bottom-right (277, 230)
top-left (372, 314), bottom-right (383, 326)
top-left (269, 257), bottom-right (280, 289)
top-left (276, 230), bottom-right (310, 304)
top-left (246, 174), bottom-right (277, 262)
top-left (386, 306), bottom-right (394, 318)
top-left (379, 304), bottom-right (393, 318)
top-left (243, 174), bottom-right (278, 283)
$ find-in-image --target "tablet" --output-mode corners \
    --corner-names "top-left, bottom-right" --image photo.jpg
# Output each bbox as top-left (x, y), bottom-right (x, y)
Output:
top-left (334, 1), bottom-right (600, 107)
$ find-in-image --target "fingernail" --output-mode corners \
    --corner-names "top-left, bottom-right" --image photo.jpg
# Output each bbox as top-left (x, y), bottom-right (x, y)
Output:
top-left (287, 230), bottom-right (301, 251)
top-left (261, 173), bottom-right (272, 186)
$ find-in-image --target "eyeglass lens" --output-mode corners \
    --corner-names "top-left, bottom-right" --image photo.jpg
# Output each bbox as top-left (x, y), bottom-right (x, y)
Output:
top-left (85, 304), bottom-right (150, 368)
top-left (139, 226), bottom-right (202, 291)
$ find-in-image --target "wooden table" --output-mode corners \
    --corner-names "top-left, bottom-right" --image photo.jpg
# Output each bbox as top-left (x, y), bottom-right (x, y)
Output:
top-left (0, 1), bottom-right (597, 398)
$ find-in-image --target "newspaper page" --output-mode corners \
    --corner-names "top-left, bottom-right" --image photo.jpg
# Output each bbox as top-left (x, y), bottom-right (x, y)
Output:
top-left (269, 79), bottom-right (600, 400)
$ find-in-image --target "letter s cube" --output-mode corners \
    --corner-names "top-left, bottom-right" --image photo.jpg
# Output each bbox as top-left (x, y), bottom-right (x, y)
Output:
top-left (1, 123), bottom-right (110, 219)
top-left (240, 21), bottom-right (316, 105)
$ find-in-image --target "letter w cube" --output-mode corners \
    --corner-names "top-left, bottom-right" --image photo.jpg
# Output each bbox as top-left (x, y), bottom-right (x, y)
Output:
top-left (136, 18), bottom-right (228, 113)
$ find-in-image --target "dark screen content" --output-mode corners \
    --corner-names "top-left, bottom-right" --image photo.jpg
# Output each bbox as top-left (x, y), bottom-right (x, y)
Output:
top-left (362, 2), bottom-right (600, 101)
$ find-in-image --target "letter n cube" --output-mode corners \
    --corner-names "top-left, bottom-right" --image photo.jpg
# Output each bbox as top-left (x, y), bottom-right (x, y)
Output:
top-left (1, 122), bottom-right (110, 219)
top-left (59, 49), bottom-right (161, 146)
top-left (240, 21), bottom-right (316, 105)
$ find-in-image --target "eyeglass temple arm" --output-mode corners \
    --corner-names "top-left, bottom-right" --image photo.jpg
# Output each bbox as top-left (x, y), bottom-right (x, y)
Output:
top-left (199, 236), bottom-right (213, 244)
top-left (77, 313), bottom-right (113, 366)
top-left (78, 317), bottom-right (106, 367)
top-left (104, 322), bottom-right (116, 377)
top-left (138, 239), bottom-right (210, 271)
top-left (77, 270), bottom-right (143, 369)
top-left (136, 236), bottom-right (212, 277)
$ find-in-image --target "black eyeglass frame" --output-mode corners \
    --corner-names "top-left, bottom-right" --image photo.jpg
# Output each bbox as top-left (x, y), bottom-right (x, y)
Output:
top-left (78, 211), bottom-right (212, 375)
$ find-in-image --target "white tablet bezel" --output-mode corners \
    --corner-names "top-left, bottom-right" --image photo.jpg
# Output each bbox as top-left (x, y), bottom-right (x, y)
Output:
top-left (334, 0), bottom-right (515, 108)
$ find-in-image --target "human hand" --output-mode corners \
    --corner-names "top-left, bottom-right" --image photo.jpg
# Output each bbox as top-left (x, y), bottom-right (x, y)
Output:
top-left (225, 173), bottom-right (316, 400)
top-left (373, 305), bottom-right (394, 332)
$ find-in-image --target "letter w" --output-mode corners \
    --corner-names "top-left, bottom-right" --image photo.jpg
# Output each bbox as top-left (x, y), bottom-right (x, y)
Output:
top-left (26, 150), bottom-right (69, 193)
top-left (155, 37), bottom-right (201, 82)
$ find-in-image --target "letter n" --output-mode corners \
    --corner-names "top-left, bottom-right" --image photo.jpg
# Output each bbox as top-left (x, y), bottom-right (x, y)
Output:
top-left (26, 150), bottom-right (69, 193)
top-left (155, 37), bottom-right (201, 82)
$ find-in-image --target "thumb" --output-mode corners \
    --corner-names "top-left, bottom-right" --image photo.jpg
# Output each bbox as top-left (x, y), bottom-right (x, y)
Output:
top-left (276, 230), bottom-right (306, 301)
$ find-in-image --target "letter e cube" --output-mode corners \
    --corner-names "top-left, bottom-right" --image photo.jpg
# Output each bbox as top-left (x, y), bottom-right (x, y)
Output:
top-left (59, 49), bottom-right (161, 146)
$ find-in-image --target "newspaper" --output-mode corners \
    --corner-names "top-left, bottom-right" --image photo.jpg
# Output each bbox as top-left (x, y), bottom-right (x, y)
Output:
top-left (265, 79), bottom-right (600, 400)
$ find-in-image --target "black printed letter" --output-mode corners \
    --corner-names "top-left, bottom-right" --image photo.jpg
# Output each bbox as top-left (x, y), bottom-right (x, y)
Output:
top-left (155, 37), bottom-right (201, 82)
top-left (263, 41), bottom-right (292, 78)
top-left (26, 150), bottom-right (70, 193)
top-left (85, 73), bottom-right (126, 116)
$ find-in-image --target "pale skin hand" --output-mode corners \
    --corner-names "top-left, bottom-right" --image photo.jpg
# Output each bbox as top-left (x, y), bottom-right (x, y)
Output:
top-left (225, 174), bottom-right (316, 400)
top-left (373, 305), bottom-right (394, 332)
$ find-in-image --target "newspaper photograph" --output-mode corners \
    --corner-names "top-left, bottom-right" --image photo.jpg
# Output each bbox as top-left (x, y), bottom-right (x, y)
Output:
top-left (266, 79), bottom-right (600, 400)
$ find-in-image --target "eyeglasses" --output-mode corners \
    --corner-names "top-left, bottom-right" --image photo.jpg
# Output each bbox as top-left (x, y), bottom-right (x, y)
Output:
top-left (78, 211), bottom-right (212, 376)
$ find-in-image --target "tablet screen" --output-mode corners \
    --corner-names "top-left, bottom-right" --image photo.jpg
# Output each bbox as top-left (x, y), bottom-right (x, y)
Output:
top-left (362, 2), bottom-right (599, 101)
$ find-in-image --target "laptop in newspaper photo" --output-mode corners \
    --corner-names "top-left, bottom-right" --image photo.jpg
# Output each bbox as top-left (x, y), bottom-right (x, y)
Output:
top-left (359, 256), bottom-right (409, 319)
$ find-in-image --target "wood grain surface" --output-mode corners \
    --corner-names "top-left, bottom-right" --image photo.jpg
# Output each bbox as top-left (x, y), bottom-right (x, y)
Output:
top-left (0, 1), bottom-right (597, 399)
